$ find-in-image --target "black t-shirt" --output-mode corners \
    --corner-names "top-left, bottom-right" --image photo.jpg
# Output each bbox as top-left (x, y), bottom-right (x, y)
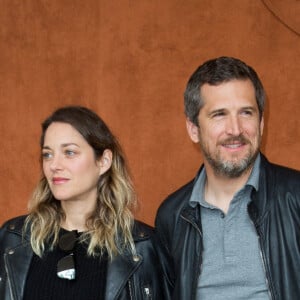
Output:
top-left (23, 229), bottom-right (107, 300)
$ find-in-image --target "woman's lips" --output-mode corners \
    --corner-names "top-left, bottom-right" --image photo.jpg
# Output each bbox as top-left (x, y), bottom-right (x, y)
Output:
top-left (52, 177), bottom-right (69, 184)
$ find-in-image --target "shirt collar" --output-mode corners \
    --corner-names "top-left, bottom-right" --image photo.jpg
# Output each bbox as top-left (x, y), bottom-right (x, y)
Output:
top-left (189, 154), bottom-right (261, 207)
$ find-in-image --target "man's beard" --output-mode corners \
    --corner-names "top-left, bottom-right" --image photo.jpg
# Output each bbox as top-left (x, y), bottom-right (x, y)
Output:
top-left (200, 135), bottom-right (260, 178)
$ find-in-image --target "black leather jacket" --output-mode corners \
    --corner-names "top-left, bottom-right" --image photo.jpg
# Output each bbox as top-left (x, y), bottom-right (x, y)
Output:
top-left (0, 216), bottom-right (166, 300)
top-left (155, 154), bottom-right (300, 300)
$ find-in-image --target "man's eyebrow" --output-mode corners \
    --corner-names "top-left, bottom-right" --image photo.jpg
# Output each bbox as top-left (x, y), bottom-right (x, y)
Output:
top-left (240, 106), bottom-right (256, 110)
top-left (208, 108), bottom-right (226, 116)
top-left (207, 106), bottom-right (258, 116)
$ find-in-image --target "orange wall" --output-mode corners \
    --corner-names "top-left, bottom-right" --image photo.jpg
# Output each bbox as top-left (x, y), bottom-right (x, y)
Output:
top-left (0, 0), bottom-right (299, 226)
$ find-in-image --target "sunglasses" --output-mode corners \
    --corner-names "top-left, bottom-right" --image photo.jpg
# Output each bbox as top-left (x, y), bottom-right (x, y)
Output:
top-left (57, 230), bottom-right (78, 280)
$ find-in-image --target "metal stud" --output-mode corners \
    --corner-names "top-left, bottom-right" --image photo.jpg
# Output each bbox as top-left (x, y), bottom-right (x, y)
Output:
top-left (9, 224), bottom-right (15, 230)
top-left (133, 255), bottom-right (140, 262)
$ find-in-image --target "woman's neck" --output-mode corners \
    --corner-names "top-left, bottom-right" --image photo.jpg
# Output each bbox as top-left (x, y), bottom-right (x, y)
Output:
top-left (60, 201), bottom-right (95, 232)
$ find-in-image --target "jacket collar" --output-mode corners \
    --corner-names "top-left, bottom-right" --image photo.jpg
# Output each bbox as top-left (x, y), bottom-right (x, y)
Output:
top-left (248, 153), bottom-right (272, 226)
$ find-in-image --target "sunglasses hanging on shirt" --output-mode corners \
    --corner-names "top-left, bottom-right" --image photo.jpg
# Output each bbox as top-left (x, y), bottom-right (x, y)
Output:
top-left (57, 230), bottom-right (78, 280)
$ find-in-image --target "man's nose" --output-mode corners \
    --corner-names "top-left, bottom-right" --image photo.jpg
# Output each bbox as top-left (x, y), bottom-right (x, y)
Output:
top-left (226, 116), bottom-right (243, 136)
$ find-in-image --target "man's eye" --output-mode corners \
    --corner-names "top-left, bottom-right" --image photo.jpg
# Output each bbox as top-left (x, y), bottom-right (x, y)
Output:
top-left (212, 112), bottom-right (225, 118)
top-left (242, 110), bottom-right (253, 116)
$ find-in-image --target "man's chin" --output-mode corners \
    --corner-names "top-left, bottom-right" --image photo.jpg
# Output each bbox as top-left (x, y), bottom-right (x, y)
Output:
top-left (217, 155), bottom-right (257, 178)
top-left (208, 156), bottom-right (249, 177)
top-left (221, 151), bottom-right (248, 162)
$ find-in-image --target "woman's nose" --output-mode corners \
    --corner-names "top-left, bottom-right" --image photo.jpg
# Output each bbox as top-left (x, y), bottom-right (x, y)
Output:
top-left (49, 155), bottom-right (63, 171)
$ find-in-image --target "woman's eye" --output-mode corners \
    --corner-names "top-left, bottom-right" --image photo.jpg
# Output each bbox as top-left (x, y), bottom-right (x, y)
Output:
top-left (42, 152), bottom-right (52, 159)
top-left (65, 150), bottom-right (76, 156)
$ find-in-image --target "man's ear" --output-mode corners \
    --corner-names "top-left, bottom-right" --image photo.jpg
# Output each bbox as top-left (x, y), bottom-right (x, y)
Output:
top-left (98, 149), bottom-right (113, 176)
top-left (186, 118), bottom-right (200, 143)
top-left (260, 115), bottom-right (264, 136)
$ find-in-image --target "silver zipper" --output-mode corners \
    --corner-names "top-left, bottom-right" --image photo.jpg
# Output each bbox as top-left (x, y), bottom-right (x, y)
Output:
top-left (128, 278), bottom-right (134, 300)
top-left (4, 252), bottom-right (15, 300)
top-left (144, 286), bottom-right (152, 299)
top-left (249, 218), bottom-right (274, 300)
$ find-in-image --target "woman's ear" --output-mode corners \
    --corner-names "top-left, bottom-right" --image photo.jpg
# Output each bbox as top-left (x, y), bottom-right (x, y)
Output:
top-left (98, 149), bottom-right (113, 176)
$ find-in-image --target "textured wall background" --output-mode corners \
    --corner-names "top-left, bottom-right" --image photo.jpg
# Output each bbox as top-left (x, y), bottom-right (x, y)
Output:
top-left (0, 0), bottom-right (299, 225)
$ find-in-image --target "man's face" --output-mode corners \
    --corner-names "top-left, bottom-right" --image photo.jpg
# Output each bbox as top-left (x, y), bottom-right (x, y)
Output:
top-left (186, 79), bottom-right (264, 178)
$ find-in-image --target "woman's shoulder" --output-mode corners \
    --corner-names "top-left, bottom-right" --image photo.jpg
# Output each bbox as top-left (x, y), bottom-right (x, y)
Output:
top-left (132, 220), bottom-right (154, 241)
top-left (0, 215), bottom-right (29, 250)
top-left (1, 215), bottom-right (27, 231)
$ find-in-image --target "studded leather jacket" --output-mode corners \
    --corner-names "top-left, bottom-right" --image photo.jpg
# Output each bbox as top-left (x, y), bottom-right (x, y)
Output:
top-left (0, 216), bottom-right (166, 300)
top-left (155, 154), bottom-right (300, 300)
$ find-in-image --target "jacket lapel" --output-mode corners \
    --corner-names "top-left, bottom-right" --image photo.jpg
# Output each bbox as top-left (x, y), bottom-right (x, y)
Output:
top-left (4, 242), bottom-right (33, 300)
top-left (105, 253), bottom-right (142, 299)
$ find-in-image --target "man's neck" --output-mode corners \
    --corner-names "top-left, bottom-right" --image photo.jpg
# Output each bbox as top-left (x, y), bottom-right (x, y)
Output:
top-left (204, 166), bottom-right (252, 214)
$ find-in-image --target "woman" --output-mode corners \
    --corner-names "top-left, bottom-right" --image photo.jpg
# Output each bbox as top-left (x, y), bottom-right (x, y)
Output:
top-left (0, 106), bottom-right (166, 299)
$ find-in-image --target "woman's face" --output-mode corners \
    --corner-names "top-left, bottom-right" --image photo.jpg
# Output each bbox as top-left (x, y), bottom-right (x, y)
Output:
top-left (42, 122), bottom-right (106, 205)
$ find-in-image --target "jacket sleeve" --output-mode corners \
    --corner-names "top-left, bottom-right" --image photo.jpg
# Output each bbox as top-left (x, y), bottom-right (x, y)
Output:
top-left (153, 225), bottom-right (174, 300)
top-left (0, 215), bottom-right (30, 300)
top-left (0, 219), bottom-right (16, 300)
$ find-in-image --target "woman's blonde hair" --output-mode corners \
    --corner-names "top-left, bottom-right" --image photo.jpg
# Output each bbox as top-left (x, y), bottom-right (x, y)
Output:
top-left (25, 106), bottom-right (136, 259)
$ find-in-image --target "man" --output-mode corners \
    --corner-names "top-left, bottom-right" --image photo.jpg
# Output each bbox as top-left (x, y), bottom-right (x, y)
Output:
top-left (155, 56), bottom-right (300, 300)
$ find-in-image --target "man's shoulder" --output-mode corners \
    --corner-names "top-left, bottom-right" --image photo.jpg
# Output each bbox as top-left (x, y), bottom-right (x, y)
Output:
top-left (260, 156), bottom-right (300, 207)
top-left (157, 178), bottom-right (195, 215)
top-left (262, 155), bottom-right (300, 184)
